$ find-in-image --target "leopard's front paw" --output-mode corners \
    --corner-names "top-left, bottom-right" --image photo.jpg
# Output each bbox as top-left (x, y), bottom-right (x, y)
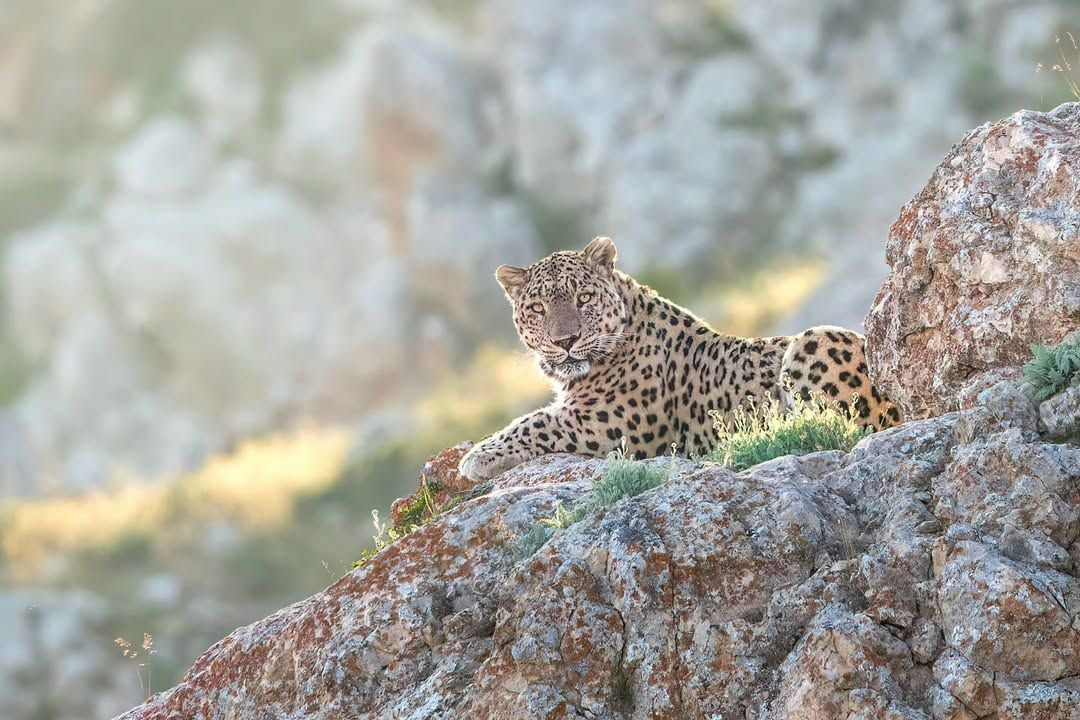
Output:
top-left (458, 443), bottom-right (517, 482)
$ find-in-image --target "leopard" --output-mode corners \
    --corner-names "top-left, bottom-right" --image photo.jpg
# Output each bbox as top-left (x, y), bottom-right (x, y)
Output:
top-left (458, 236), bottom-right (903, 481)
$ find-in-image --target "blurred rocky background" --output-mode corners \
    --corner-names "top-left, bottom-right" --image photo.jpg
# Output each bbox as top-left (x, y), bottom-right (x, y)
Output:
top-left (0, 0), bottom-right (1077, 716)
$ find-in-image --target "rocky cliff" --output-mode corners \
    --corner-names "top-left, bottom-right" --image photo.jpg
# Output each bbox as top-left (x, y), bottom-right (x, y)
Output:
top-left (115, 106), bottom-right (1080, 720)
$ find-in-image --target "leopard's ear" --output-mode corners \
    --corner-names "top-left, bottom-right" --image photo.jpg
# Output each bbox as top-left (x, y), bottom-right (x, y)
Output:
top-left (495, 264), bottom-right (529, 301)
top-left (583, 236), bottom-right (617, 276)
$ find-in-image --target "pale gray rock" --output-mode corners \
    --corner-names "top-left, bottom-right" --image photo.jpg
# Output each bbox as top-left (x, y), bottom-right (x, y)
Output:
top-left (477, 0), bottom-right (697, 211)
top-left (2, 153), bottom-right (412, 491)
top-left (405, 174), bottom-right (540, 338)
top-left (974, 379), bottom-right (1041, 436)
top-left (907, 617), bottom-right (944, 665)
top-left (1040, 386), bottom-right (1080, 438)
top-left (276, 23), bottom-right (505, 196)
top-left (601, 62), bottom-right (775, 271)
top-left (181, 40), bottom-right (262, 144)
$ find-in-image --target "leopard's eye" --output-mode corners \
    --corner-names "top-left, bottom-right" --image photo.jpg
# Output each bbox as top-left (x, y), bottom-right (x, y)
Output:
top-left (577, 292), bottom-right (593, 306)
top-left (528, 302), bottom-right (545, 314)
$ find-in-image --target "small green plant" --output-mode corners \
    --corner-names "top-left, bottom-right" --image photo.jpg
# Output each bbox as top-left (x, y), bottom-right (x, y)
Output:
top-left (707, 396), bottom-right (866, 471)
top-left (591, 448), bottom-right (669, 507)
top-left (541, 500), bottom-right (587, 531)
top-left (353, 476), bottom-right (458, 568)
top-left (512, 525), bottom-right (554, 563)
top-left (513, 443), bottom-right (671, 561)
top-left (1023, 334), bottom-right (1080, 402)
top-left (393, 476), bottom-right (444, 529)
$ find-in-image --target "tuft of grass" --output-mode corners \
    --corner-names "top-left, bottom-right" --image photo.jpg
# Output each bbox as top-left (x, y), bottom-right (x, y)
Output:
top-left (513, 443), bottom-right (670, 561)
top-left (352, 475), bottom-right (459, 568)
top-left (115, 633), bottom-right (158, 699)
top-left (591, 449), bottom-right (669, 507)
top-left (1037, 32), bottom-right (1080, 101)
top-left (1023, 334), bottom-right (1080, 402)
top-left (512, 525), bottom-right (554, 563)
top-left (707, 396), bottom-right (867, 471)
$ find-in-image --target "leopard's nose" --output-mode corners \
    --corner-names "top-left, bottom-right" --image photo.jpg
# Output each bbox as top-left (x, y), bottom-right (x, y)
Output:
top-left (553, 335), bottom-right (580, 352)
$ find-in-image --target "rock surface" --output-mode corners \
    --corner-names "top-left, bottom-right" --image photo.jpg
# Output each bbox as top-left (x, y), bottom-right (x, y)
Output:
top-left (116, 379), bottom-right (1080, 720)
top-left (865, 102), bottom-right (1080, 419)
top-left (1041, 386), bottom-right (1080, 439)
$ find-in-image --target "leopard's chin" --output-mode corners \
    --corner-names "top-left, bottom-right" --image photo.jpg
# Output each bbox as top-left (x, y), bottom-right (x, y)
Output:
top-left (541, 358), bottom-right (592, 382)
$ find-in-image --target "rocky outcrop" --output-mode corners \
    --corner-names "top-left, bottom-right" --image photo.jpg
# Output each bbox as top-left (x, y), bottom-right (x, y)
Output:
top-left (116, 375), bottom-right (1080, 719)
top-left (865, 103), bottom-right (1080, 419)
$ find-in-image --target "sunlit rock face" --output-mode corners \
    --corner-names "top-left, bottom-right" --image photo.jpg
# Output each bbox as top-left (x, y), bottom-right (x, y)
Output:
top-left (865, 103), bottom-right (1080, 420)
top-left (114, 375), bottom-right (1080, 719)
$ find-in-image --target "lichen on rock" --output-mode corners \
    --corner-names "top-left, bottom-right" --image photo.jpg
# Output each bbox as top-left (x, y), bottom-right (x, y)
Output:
top-left (115, 105), bottom-right (1080, 720)
top-left (865, 102), bottom-right (1080, 420)
top-left (115, 372), bottom-right (1080, 719)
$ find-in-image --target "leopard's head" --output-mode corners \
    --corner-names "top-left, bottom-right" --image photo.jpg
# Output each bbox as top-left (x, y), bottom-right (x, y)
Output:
top-left (496, 237), bottom-right (628, 383)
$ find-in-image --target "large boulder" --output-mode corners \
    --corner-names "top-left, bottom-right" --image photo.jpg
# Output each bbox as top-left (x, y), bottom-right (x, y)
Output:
top-left (115, 379), bottom-right (1080, 720)
top-left (865, 103), bottom-right (1080, 419)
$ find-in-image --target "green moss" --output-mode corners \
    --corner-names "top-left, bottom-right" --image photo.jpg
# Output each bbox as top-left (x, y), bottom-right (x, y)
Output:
top-left (1024, 335), bottom-right (1080, 402)
top-left (707, 397), bottom-right (867, 470)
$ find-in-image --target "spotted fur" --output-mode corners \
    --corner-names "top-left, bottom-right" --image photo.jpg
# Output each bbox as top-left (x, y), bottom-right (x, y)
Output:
top-left (458, 237), bottom-right (903, 481)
